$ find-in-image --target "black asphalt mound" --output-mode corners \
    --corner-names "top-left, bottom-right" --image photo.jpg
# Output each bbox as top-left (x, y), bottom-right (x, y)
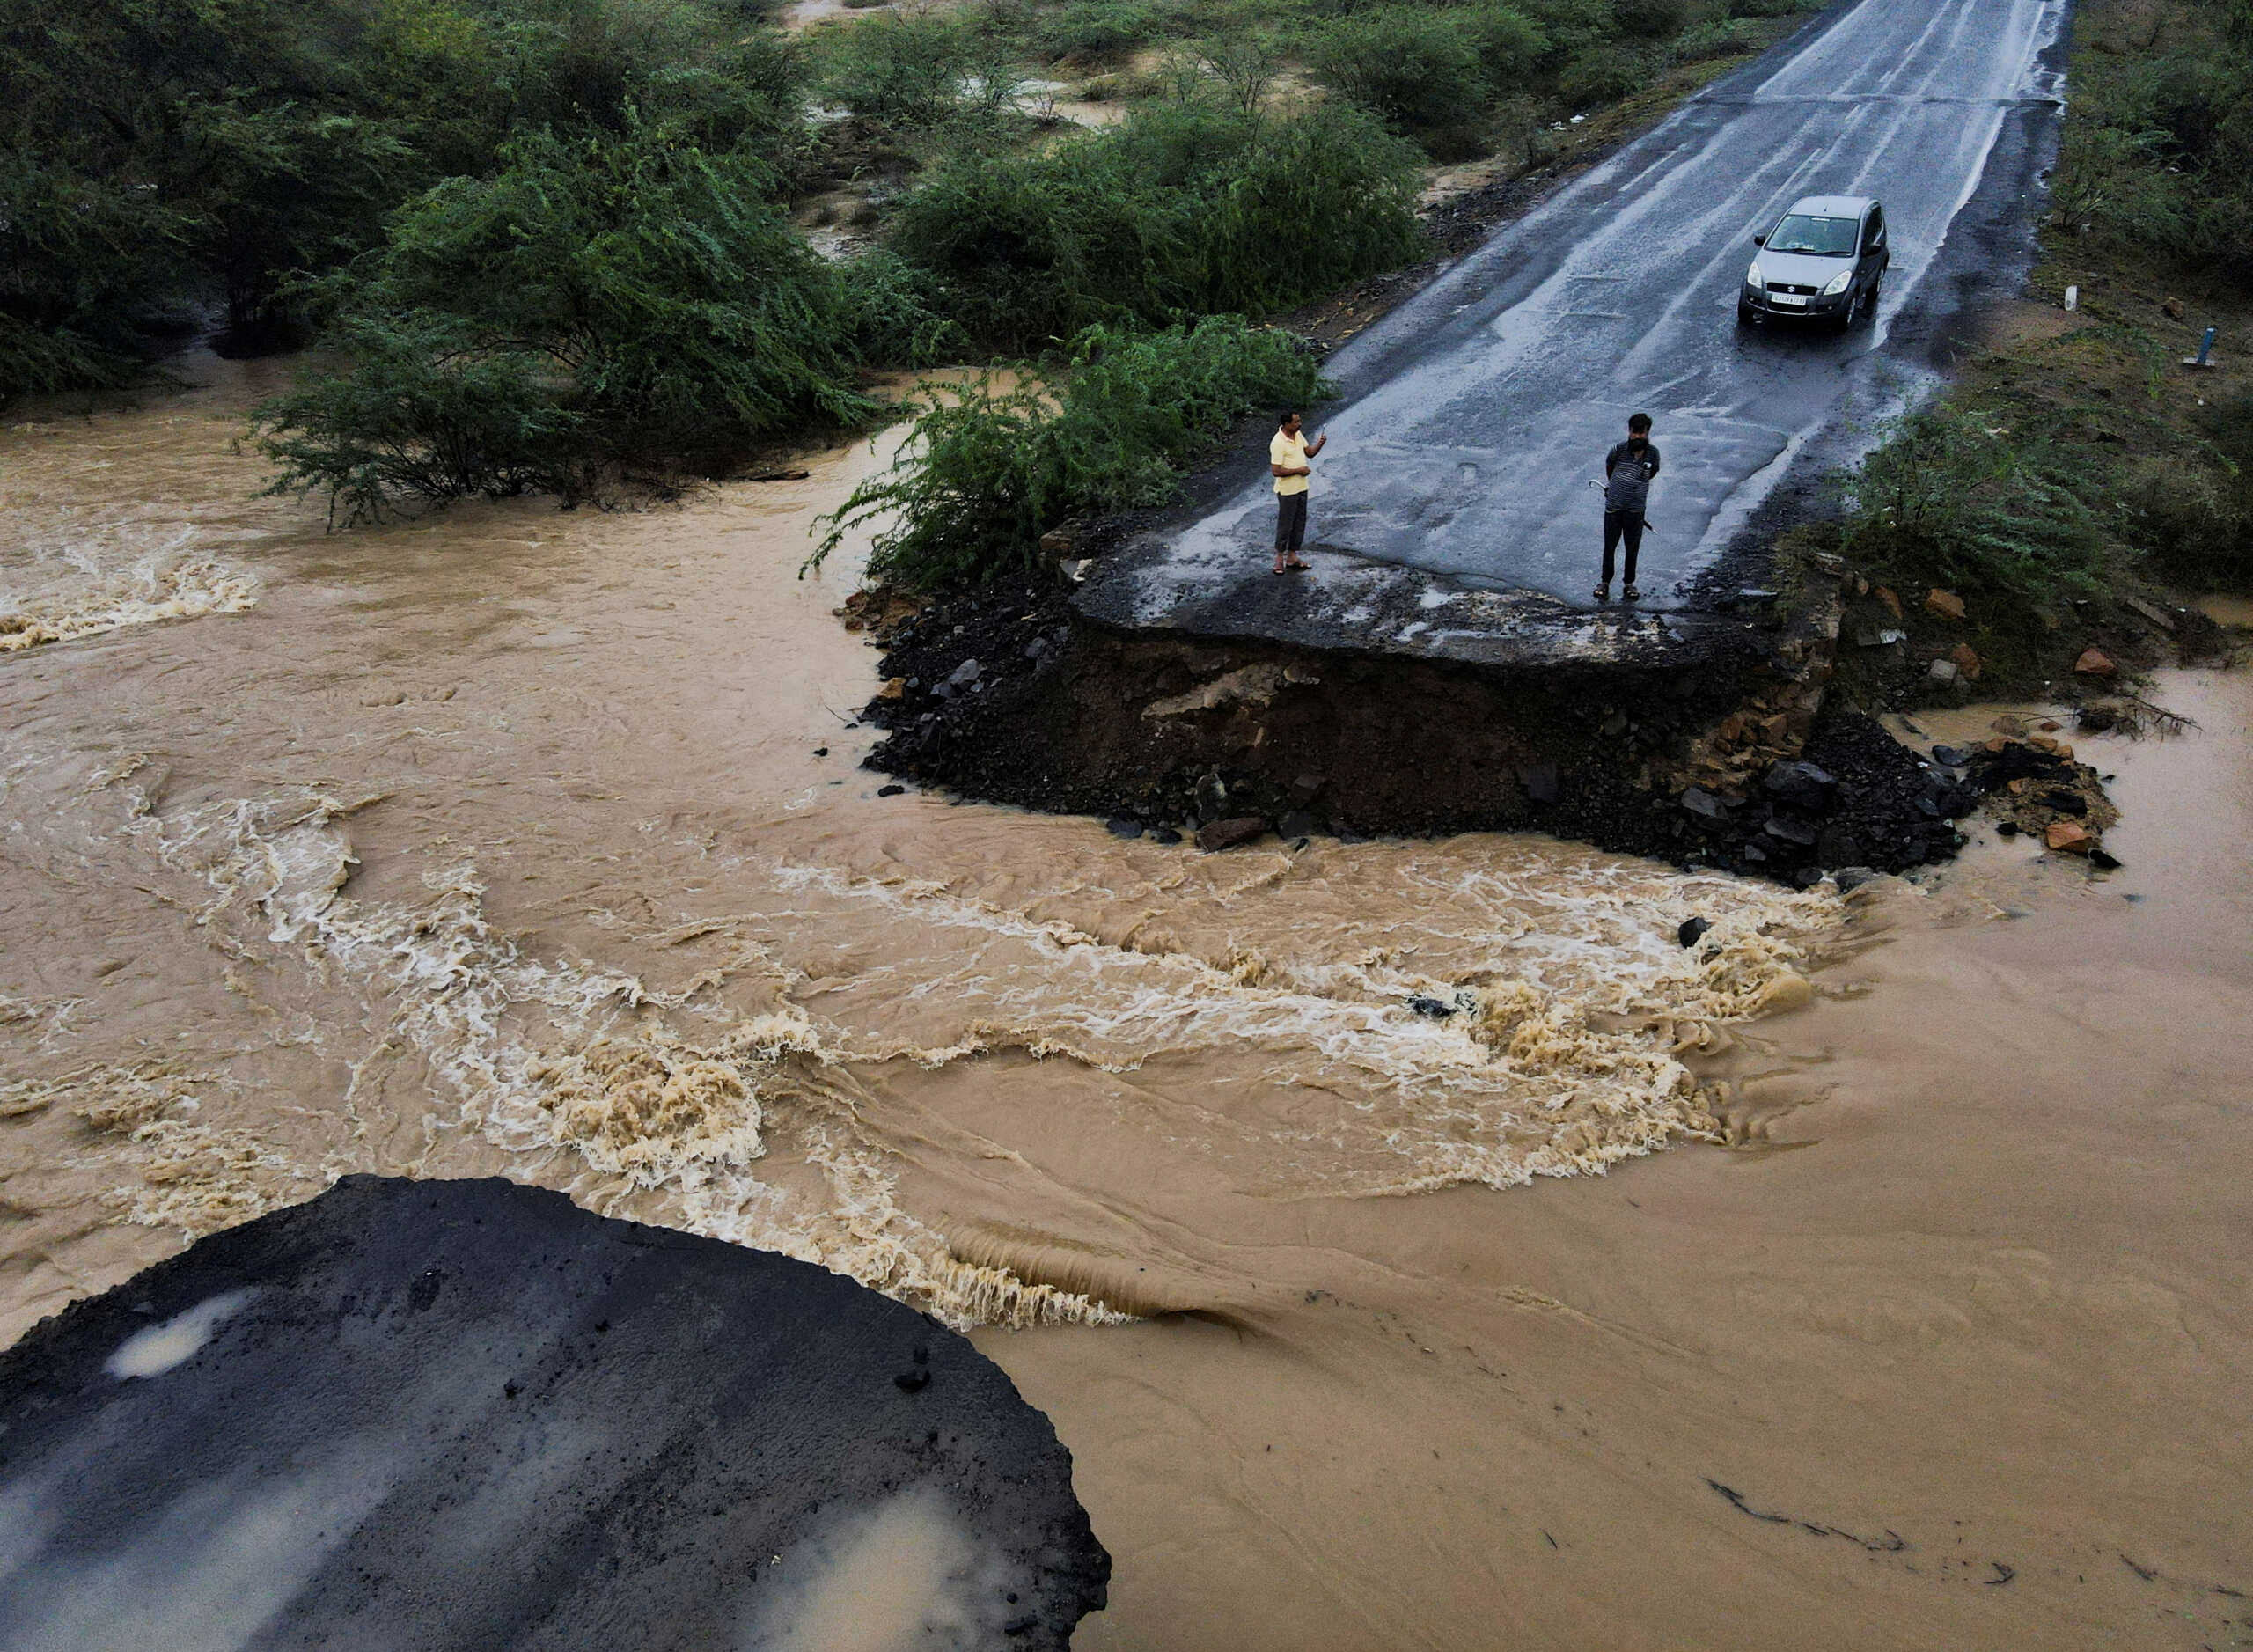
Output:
top-left (0, 1175), bottom-right (1109, 1650)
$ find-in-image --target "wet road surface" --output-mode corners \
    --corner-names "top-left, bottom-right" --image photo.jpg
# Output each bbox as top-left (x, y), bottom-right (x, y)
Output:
top-left (1079, 0), bottom-right (2066, 651)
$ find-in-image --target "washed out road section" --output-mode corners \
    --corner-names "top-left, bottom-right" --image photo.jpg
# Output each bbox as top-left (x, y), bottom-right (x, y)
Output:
top-left (1079, 0), bottom-right (2066, 649)
top-left (0, 1176), bottom-right (1109, 1652)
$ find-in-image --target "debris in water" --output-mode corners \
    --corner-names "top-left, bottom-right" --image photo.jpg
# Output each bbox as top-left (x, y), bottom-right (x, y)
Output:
top-left (1194, 816), bottom-right (1267, 852)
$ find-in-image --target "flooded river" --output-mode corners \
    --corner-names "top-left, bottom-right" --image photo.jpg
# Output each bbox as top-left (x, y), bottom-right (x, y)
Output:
top-left (4, 357), bottom-right (2249, 1649)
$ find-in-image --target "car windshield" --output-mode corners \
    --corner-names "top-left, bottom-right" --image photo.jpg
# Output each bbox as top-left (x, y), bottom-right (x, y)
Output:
top-left (1765, 214), bottom-right (1860, 256)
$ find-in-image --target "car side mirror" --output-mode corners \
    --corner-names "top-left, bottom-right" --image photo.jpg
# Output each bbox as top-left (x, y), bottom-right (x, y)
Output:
top-left (1751, 232), bottom-right (1765, 246)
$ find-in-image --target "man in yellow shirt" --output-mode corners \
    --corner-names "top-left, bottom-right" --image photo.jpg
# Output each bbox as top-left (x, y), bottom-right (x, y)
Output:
top-left (1268, 410), bottom-right (1327, 574)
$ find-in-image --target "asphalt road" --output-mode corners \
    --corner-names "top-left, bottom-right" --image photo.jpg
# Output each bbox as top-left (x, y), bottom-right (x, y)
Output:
top-left (1080, 0), bottom-right (2067, 651)
top-left (0, 1178), bottom-right (1109, 1651)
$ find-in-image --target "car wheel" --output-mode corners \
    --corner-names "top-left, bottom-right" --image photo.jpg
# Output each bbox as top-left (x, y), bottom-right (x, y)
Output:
top-left (1736, 299), bottom-right (1759, 327)
top-left (1860, 276), bottom-right (1882, 327)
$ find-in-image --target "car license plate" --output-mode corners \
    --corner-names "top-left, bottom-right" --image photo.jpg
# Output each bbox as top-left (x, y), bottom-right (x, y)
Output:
top-left (1772, 292), bottom-right (1808, 306)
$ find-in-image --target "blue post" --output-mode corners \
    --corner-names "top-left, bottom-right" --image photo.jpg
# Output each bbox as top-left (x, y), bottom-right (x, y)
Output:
top-left (2195, 326), bottom-right (2217, 367)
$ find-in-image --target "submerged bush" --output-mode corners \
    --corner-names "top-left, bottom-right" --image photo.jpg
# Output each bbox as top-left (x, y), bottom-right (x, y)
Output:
top-left (253, 319), bottom-right (597, 522)
top-left (886, 103), bottom-right (1424, 350)
top-left (255, 126), bottom-right (875, 521)
top-left (808, 316), bottom-right (1329, 586)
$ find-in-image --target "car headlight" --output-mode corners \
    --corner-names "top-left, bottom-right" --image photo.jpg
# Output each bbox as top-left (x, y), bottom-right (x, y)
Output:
top-left (1822, 268), bottom-right (1853, 296)
top-left (1745, 261), bottom-right (1764, 288)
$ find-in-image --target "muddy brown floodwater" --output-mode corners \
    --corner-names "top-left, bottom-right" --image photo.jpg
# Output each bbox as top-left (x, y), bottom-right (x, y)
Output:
top-left (4, 356), bottom-right (2249, 1650)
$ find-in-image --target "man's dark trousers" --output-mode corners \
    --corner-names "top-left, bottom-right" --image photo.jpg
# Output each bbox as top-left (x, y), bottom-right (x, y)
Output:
top-left (1601, 509), bottom-right (1644, 585)
top-left (1275, 492), bottom-right (1307, 556)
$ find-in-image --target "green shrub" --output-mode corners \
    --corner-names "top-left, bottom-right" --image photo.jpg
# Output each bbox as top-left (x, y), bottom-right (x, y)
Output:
top-left (1521, 0), bottom-right (1618, 56)
top-left (958, 29), bottom-right (1032, 117)
top-left (1033, 0), bottom-right (1176, 62)
top-left (821, 11), bottom-right (965, 124)
top-left (1610, 0), bottom-right (1686, 36)
top-left (255, 126), bottom-right (876, 519)
top-left (808, 317), bottom-right (1330, 586)
top-left (1557, 43), bottom-right (1646, 104)
top-left (658, 32), bottom-right (823, 164)
top-left (1307, 8), bottom-right (1489, 139)
top-left (2049, 121), bottom-right (2178, 238)
top-left (1724, 0), bottom-right (1817, 16)
top-left (2049, 3), bottom-right (2253, 290)
top-left (0, 0), bottom-right (827, 400)
top-left (1170, 106), bottom-right (1427, 308)
top-left (1194, 28), bottom-right (1285, 114)
top-left (885, 103), bottom-right (1424, 350)
top-left (253, 319), bottom-right (594, 522)
top-left (881, 143), bottom-right (1184, 349)
top-left (836, 250), bottom-right (974, 368)
top-left (1672, 15), bottom-right (1763, 58)
top-left (0, 165), bottom-right (194, 400)
top-left (1460, 3), bottom-right (1552, 88)
top-left (2130, 396), bottom-right (2253, 589)
top-left (1839, 406), bottom-right (2110, 612)
top-left (174, 99), bottom-right (418, 349)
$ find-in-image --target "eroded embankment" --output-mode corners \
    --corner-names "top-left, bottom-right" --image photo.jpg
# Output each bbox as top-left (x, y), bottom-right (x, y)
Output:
top-left (855, 570), bottom-right (1984, 884)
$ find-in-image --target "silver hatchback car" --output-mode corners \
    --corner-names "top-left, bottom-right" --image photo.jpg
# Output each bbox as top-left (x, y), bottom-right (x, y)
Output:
top-left (1737, 194), bottom-right (1890, 331)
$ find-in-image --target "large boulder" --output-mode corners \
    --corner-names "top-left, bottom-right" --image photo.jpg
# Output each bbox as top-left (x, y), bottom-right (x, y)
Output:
top-left (1195, 816), bottom-right (1269, 852)
top-left (1759, 760), bottom-right (1838, 814)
